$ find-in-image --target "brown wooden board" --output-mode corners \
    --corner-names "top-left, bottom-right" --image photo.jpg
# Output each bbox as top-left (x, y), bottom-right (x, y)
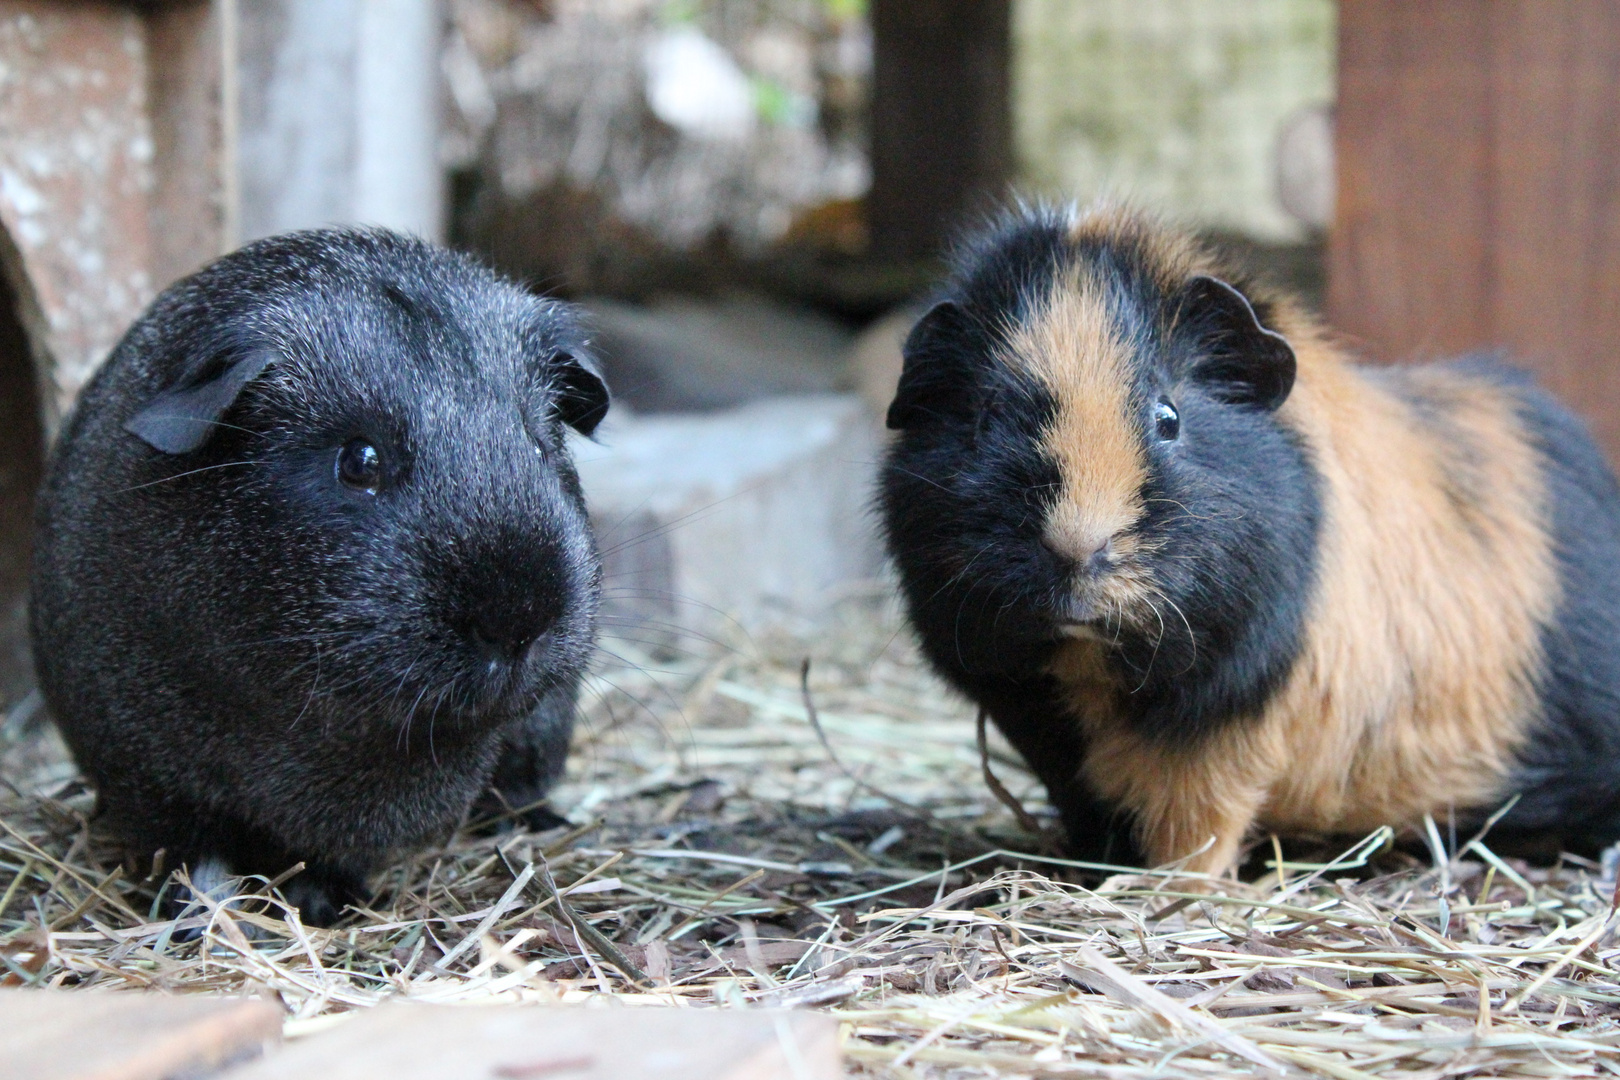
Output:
top-left (226, 1004), bottom-right (840, 1080)
top-left (1331, 0), bottom-right (1620, 458)
top-left (0, 989), bottom-right (281, 1080)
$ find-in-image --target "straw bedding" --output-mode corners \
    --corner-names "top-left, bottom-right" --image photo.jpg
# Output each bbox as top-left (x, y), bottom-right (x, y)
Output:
top-left (4, 590), bottom-right (1620, 1077)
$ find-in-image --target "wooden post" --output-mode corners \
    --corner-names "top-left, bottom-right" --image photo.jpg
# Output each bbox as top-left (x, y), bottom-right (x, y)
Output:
top-left (868, 0), bottom-right (1012, 264)
top-left (1331, 0), bottom-right (1620, 458)
top-left (0, 266), bottom-right (41, 711)
top-left (146, 0), bottom-right (231, 288)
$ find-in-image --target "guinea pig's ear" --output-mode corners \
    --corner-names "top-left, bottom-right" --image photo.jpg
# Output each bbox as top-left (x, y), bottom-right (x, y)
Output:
top-left (1181, 276), bottom-right (1296, 412)
top-left (552, 349), bottom-right (610, 436)
top-left (887, 300), bottom-right (977, 430)
top-left (124, 350), bottom-right (277, 454)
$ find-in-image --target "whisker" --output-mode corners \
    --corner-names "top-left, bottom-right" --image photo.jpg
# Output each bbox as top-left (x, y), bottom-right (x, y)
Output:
top-left (115, 460), bottom-right (264, 493)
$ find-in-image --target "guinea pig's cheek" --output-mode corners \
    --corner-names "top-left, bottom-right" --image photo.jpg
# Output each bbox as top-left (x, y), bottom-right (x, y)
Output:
top-left (1094, 554), bottom-right (1164, 628)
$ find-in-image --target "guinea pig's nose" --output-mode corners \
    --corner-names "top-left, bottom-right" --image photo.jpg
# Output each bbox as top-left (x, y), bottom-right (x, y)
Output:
top-left (1081, 540), bottom-right (1114, 577)
top-left (1043, 536), bottom-right (1114, 578)
top-left (468, 603), bottom-right (558, 664)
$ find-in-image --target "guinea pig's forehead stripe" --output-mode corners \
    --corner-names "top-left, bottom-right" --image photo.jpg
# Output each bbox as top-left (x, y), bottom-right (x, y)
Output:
top-left (1004, 275), bottom-right (1148, 560)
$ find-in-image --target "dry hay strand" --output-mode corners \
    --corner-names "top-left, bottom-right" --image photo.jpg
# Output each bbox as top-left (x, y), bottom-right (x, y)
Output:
top-left (4, 591), bottom-right (1620, 1078)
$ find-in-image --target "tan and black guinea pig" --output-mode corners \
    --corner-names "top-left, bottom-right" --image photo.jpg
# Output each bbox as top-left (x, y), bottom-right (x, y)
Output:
top-left (879, 204), bottom-right (1620, 878)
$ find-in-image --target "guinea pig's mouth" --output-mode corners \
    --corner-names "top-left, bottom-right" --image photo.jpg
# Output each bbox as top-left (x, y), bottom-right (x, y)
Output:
top-left (471, 660), bottom-right (558, 717)
top-left (416, 645), bottom-right (573, 725)
top-left (1046, 552), bottom-right (1162, 645)
top-left (1049, 594), bottom-right (1111, 641)
top-left (1056, 620), bottom-right (1111, 643)
top-left (426, 678), bottom-right (545, 727)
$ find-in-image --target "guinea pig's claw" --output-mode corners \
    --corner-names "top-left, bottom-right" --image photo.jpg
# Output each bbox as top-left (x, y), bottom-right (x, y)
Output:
top-left (514, 804), bottom-right (572, 834)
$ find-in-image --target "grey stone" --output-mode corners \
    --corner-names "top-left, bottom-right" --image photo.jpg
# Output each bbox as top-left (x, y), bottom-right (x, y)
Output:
top-left (237, 0), bottom-right (444, 243)
top-left (571, 394), bottom-right (883, 647)
top-left (580, 293), bottom-right (854, 413)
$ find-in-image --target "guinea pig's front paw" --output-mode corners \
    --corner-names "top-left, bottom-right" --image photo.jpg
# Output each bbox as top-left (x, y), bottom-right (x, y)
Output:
top-left (468, 787), bottom-right (573, 835)
top-left (512, 803), bottom-right (573, 834)
top-left (163, 860), bottom-right (280, 941)
top-left (1153, 870), bottom-right (1234, 896)
top-left (162, 859), bottom-right (360, 933)
top-left (278, 870), bottom-right (365, 928)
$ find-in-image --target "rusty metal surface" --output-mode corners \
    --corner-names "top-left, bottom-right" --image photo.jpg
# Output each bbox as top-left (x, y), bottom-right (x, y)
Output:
top-left (0, 2), bottom-right (224, 708)
top-left (0, 1), bottom-right (157, 423)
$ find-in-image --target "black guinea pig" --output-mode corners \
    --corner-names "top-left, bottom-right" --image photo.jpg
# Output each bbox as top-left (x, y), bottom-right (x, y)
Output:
top-left (30, 228), bottom-right (608, 924)
top-left (881, 204), bottom-right (1620, 878)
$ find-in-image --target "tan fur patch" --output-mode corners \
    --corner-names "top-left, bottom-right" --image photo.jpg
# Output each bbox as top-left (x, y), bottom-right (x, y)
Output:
top-left (1259, 355), bottom-right (1555, 837)
top-left (1041, 209), bottom-right (1557, 876)
top-left (1005, 274), bottom-right (1146, 569)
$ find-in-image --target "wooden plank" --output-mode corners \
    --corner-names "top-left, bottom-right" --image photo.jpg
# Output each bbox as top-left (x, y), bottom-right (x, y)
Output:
top-left (1487, 0), bottom-right (1620, 454)
top-left (1331, 0), bottom-right (1620, 458)
top-left (226, 1004), bottom-right (840, 1080)
top-left (1329, 0), bottom-right (1493, 362)
top-left (868, 0), bottom-right (1011, 262)
top-left (0, 989), bottom-right (282, 1080)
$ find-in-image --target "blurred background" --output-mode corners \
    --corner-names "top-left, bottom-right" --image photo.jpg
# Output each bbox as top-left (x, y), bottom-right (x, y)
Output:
top-left (0, 0), bottom-right (1615, 720)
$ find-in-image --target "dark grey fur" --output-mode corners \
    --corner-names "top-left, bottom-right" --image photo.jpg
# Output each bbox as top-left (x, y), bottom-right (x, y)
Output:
top-left (30, 228), bottom-right (607, 924)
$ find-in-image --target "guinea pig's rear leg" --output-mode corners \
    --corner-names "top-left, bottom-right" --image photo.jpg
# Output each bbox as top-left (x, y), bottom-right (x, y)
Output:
top-left (472, 682), bottom-right (578, 833)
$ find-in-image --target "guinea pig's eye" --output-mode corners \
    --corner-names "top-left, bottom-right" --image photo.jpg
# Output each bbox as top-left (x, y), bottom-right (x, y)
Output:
top-left (1153, 400), bottom-right (1180, 442)
top-left (336, 438), bottom-right (383, 495)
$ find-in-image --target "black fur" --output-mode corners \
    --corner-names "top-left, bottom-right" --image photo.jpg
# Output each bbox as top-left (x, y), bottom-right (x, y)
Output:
top-left (31, 228), bottom-right (605, 924)
top-left (880, 209), bottom-right (1320, 859)
top-left (1451, 361), bottom-right (1620, 851)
